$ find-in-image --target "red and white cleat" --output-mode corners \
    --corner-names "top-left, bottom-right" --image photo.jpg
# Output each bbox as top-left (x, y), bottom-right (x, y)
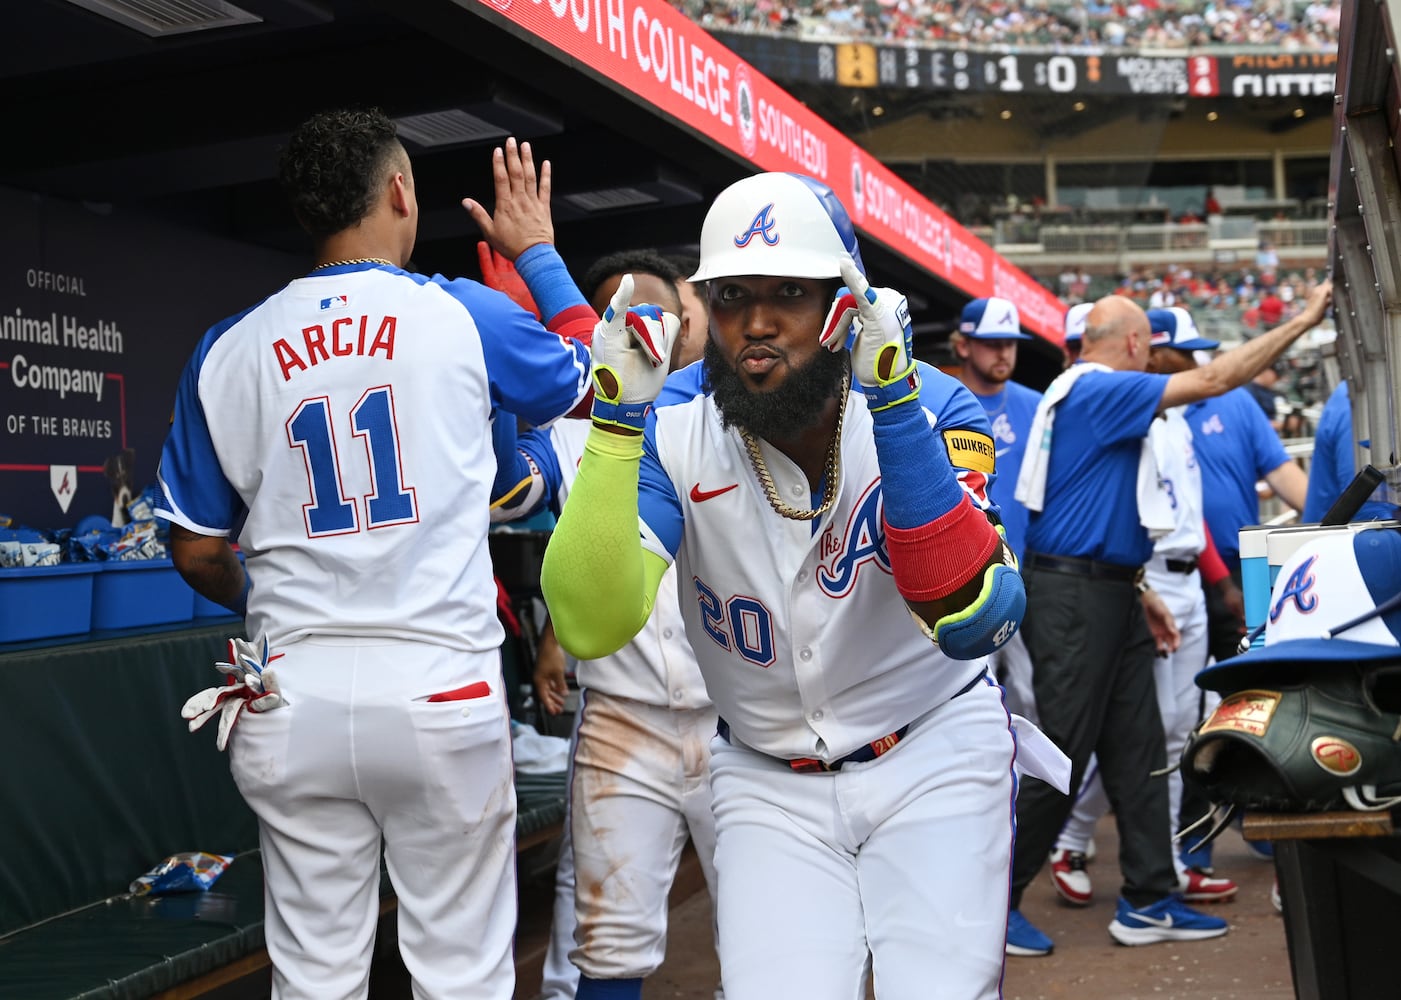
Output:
top-left (1050, 849), bottom-right (1093, 906)
top-left (1179, 867), bottom-right (1238, 903)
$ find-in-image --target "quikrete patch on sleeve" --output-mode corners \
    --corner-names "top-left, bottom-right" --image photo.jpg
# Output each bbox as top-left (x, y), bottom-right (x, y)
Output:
top-left (942, 430), bottom-right (995, 475)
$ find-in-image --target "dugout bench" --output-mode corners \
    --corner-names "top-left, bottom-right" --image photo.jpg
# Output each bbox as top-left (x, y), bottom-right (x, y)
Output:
top-left (1243, 810), bottom-right (1401, 1000)
top-left (0, 620), bottom-right (566, 1000)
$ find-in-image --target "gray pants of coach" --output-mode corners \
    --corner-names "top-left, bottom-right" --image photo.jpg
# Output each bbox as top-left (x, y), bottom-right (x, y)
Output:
top-left (1008, 565), bottom-right (1180, 910)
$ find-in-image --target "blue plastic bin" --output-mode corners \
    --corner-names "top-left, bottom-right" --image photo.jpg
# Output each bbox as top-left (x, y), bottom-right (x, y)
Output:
top-left (0, 563), bottom-right (97, 643)
top-left (91, 558), bottom-right (196, 631)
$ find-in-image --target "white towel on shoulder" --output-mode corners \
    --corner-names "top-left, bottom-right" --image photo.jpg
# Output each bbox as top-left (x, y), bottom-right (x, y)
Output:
top-left (1014, 362), bottom-right (1173, 539)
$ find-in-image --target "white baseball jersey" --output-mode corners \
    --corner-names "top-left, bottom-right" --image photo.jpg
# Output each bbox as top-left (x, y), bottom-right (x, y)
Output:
top-left (155, 263), bottom-right (591, 651)
top-left (1147, 406), bottom-right (1205, 562)
top-left (511, 418), bottom-right (712, 709)
top-left (638, 362), bottom-right (998, 762)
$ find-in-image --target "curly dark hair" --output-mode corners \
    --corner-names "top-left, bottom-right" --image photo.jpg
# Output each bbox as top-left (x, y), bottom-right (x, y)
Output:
top-left (581, 249), bottom-right (684, 309)
top-left (278, 108), bottom-right (405, 241)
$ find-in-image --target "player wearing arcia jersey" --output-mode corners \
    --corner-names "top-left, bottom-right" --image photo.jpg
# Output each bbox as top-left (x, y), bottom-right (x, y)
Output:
top-left (536, 172), bottom-right (1057, 1000)
top-left (1049, 308), bottom-right (1239, 908)
top-left (155, 113), bottom-right (591, 1000)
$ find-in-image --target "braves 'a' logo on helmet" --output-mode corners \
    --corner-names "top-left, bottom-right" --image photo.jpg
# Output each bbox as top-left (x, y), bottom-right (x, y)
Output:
top-left (734, 204), bottom-right (781, 249)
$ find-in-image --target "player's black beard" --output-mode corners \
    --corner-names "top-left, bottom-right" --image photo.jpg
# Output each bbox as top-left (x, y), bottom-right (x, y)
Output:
top-left (704, 338), bottom-right (849, 440)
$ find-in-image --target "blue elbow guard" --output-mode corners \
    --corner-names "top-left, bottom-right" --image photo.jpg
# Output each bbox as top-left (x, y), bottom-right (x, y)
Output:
top-left (931, 562), bottom-right (1026, 660)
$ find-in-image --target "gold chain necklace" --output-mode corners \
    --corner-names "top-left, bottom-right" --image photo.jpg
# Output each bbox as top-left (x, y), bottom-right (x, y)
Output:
top-left (740, 378), bottom-right (848, 521)
top-left (311, 257), bottom-right (394, 270)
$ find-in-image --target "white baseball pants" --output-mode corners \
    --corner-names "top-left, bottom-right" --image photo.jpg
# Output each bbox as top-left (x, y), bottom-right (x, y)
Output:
top-left (228, 636), bottom-right (517, 1000)
top-left (709, 679), bottom-right (1015, 1000)
top-left (566, 692), bottom-right (722, 983)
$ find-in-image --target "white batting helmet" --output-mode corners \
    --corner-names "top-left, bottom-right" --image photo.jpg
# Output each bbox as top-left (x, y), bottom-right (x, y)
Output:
top-left (690, 172), bottom-right (865, 282)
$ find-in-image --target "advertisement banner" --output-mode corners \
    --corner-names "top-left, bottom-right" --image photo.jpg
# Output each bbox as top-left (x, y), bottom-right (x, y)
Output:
top-left (1216, 51), bottom-right (1337, 98)
top-left (0, 186), bottom-right (297, 528)
top-left (467, 0), bottom-right (1065, 338)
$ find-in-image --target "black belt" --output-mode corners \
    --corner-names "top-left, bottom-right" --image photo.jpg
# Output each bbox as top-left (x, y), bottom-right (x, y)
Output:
top-left (716, 670), bottom-right (985, 773)
top-left (1025, 553), bottom-right (1140, 583)
top-left (1165, 557), bottom-right (1199, 574)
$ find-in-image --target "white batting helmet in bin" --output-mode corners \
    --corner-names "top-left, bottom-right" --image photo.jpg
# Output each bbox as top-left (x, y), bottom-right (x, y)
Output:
top-left (690, 172), bottom-right (865, 282)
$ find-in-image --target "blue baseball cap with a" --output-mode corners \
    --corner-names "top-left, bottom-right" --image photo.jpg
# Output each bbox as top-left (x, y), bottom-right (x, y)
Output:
top-left (1063, 302), bottom-right (1093, 343)
top-left (959, 297), bottom-right (1031, 340)
top-left (1147, 307), bottom-right (1219, 352)
top-left (1197, 526), bottom-right (1401, 692)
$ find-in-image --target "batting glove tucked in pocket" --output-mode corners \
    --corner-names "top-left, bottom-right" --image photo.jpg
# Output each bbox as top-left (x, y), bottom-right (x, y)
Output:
top-left (182, 636), bottom-right (288, 752)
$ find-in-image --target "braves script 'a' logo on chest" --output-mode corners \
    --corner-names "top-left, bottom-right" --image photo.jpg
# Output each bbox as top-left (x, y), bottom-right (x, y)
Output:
top-left (734, 203), bottom-right (780, 249)
top-left (816, 479), bottom-right (890, 597)
top-left (991, 412), bottom-right (1016, 445)
top-left (1270, 554), bottom-right (1319, 623)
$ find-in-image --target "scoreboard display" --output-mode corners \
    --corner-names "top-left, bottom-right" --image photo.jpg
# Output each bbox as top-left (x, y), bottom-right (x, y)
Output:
top-left (717, 33), bottom-right (1336, 100)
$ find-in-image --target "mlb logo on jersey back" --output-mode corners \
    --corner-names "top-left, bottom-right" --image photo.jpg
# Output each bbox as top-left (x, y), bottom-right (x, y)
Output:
top-left (320, 295), bottom-right (349, 310)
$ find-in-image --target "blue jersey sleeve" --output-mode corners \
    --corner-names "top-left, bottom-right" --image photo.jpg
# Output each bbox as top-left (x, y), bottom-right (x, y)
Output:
top-left (918, 364), bottom-right (998, 514)
top-left (429, 276), bottom-right (590, 427)
top-left (520, 428), bottom-right (566, 515)
top-left (1075, 370), bottom-right (1168, 445)
top-left (153, 313), bottom-right (251, 534)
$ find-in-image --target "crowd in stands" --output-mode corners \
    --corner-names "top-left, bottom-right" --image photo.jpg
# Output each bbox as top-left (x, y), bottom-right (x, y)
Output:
top-left (1059, 260), bottom-right (1327, 328)
top-left (1047, 260), bottom-right (1332, 427)
top-left (675, 0), bottom-right (1342, 51)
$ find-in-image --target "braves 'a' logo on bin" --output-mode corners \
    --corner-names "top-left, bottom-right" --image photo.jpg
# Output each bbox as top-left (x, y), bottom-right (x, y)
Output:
top-left (1270, 554), bottom-right (1319, 623)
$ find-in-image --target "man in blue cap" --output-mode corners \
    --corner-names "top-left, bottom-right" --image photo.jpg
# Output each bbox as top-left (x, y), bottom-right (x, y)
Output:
top-left (951, 297), bottom-right (1042, 721)
top-left (952, 296), bottom-right (1040, 564)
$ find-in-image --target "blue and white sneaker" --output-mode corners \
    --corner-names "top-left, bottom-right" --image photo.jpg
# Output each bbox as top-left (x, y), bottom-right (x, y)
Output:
top-left (1108, 895), bottom-right (1229, 946)
top-left (1006, 909), bottom-right (1053, 956)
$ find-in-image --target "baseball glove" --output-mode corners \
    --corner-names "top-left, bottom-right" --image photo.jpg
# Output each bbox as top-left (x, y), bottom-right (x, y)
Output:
top-left (1182, 664), bottom-right (1401, 813)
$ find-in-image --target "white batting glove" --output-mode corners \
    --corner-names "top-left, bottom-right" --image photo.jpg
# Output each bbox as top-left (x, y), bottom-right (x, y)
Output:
top-left (182, 636), bottom-right (287, 752)
top-left (820, 256), bottom-right (919, 411)
top-left (589, 274), bottom-right (680, 434)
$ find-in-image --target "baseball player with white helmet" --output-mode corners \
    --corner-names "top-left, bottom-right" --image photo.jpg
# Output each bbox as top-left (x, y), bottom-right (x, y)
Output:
top-left (155, 115), bottom-right (593, 999)
top-left (532, 171), bottom-right (1065, 1000)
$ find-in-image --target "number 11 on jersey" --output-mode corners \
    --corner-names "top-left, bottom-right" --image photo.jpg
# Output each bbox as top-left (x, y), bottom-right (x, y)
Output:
top-left (287, 384), bottom-right (419, 537)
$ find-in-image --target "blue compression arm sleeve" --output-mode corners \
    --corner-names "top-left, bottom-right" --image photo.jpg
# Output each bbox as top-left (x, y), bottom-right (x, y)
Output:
top-left (515, 244), bottom-right (588, 323)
